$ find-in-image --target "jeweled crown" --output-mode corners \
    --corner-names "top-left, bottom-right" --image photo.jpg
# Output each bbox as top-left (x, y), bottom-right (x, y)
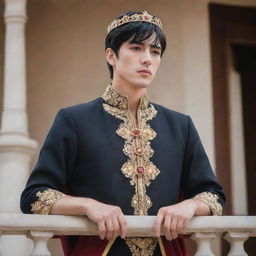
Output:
top-left (107, 11), bottom-right (163, 34)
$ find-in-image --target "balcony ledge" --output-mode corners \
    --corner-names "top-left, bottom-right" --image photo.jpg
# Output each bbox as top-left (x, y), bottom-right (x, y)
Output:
top-left (0, 214), bottom-right (255, 237)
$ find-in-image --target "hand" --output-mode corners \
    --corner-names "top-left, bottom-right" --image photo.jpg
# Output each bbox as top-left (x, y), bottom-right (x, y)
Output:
top-left (84, 198), bottom-right (127, 241)
top-left (154, 199), bottom-right (199, 241)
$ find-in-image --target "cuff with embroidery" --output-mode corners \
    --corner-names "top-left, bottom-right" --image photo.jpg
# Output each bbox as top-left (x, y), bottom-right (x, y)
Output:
top-left (194, 192), bottom-right (223, 216)
top-left (31, 189), bottom-right (66, 215)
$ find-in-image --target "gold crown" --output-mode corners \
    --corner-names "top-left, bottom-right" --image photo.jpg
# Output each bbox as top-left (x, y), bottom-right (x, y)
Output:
top-left (107, 11), bottom-right (163, 34)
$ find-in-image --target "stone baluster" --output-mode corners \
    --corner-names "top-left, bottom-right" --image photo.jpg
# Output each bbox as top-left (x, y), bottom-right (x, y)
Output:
top-left (191, 232), bottom-right (216, 256)
top-left (30, 231), bottom-right (54, 256)
top-left (224, 232), bottom-right (249, 256)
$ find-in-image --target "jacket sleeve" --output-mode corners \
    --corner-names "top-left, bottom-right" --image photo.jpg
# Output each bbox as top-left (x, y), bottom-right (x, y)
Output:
top-left (20, 109), bottom-right (77, 214)
top-left (180, 116), bottom-right (225, 215)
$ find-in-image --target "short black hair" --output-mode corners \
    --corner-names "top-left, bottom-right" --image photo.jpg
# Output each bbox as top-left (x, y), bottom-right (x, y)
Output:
top-left (105, 11), bottom-right (166, 79)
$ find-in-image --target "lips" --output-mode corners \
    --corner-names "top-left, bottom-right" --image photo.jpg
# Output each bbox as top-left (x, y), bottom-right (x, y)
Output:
top-left (138, 69), bottom-right (152, 75)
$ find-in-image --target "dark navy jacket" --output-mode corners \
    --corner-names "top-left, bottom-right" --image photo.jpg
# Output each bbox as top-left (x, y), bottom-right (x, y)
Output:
top-left (21, 97), bottom-right (225, 213)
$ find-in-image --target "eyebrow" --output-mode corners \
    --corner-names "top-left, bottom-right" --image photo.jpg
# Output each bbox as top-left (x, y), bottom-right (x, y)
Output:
top-left (129, 42), bottom-right (162, 50)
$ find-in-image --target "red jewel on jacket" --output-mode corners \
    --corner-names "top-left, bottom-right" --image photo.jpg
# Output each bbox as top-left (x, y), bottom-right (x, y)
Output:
top-left (136, 167), bottom-right (145, 174)
top-left (132, 130), bottom-right (141, 137)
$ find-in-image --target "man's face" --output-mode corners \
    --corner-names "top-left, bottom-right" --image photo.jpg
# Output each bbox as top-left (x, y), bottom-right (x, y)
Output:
top-left (109, 33), bottom-right (162, 89)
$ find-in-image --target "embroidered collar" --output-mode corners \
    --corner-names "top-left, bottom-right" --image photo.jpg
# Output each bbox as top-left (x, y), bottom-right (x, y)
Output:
top-left (101, 85), bottom-right (149, 110)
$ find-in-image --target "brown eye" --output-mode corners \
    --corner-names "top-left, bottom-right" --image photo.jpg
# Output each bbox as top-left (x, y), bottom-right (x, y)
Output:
top-left (152, 50), bottom-right (160, 55)
top-left (131, 46), bottom-right (141, 51)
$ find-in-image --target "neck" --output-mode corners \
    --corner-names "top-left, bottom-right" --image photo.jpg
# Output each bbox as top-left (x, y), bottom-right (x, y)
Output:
top-left (112, 79), bottom-right (147, 114)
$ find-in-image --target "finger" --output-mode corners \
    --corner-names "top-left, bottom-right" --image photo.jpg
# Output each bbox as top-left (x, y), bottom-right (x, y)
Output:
top-left (177, 217), bottom-right (185, 234)
top-left (112, 215), bottom-right (120, 239)
top-left (118, 214), bottom-right (127, 239)
top-left (154, 212), bottom-right (164, 237)
top-left (106, 218), bottom-right (114, 240)
top-left (181, 219), bottom-right (189, 233)
top-left (170, 216), bottom-right (178, 240)
top-left (98, 220), bottom-right (106, 240)
top-left (163, 215), bottom-right (172, 241)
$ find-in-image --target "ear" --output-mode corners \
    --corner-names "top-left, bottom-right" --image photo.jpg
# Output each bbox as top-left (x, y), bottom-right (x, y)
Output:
top-left (105, 48), bottom-right (117, 67)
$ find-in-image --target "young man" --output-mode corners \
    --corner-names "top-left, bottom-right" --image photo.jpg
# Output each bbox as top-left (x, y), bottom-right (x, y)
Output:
top-left (21, 11), bottom-right (225, 256)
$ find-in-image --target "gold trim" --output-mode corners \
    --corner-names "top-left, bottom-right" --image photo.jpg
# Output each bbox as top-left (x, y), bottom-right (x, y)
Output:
top-left (158, 237), bottom-right (167, 256)
top-left (194, 192), bottom-right (223, 216)
top-left (102, 85), bottom-right (129, 110)
top-left (102, 85), bottom-right (149, 111)
top-left (102, 238), bottom-right (116, 256)
top-left (102, 85), bottom-right (159, 256)
top-left (31, 189), bottom-right (65, 215)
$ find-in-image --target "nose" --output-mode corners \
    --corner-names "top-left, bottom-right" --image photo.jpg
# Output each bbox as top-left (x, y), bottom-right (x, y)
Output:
top-left (141, 50), bottom-right (152, 66)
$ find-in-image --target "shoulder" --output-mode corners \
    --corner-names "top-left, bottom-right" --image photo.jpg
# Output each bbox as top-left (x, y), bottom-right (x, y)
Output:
top-left (49, 98), bottom-right (103, 129)
top-left (151, 103), bottom-right (202, 144)
top-left (151, 102), bottom-right (190, 125)
top-left (56, 98), bottom-right (102, 119)
top-left (62, 98), bottom-right (102, 114)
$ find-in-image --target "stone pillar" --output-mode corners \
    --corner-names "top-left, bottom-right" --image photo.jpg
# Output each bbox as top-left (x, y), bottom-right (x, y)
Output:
top-left (224, 232), bottom-right (249, 256)
top-left (0, 0), bottom-right (37, 255)
top-left (191, 232), bottom-right (216, 256)
top-left (30, 231), bottom-right (54, 256)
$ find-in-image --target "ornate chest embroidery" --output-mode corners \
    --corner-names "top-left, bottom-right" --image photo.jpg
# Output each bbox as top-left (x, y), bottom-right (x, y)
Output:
top-left (102, 85), bottom-right (159, 255)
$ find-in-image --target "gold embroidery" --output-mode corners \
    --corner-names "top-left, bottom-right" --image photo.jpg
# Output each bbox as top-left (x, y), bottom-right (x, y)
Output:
top-left (121, 162), bottom-right (159, 187)
top-left (102, 85), bottom-right (159, 256)
top-left (102, 85), bottom-right (149, 111)
top-left (126, 238), bottom-right (158, 256)
top-left (31, 189), bottom-right (65, 215)
top-left (102, 85), bottom-right (128, 110)
top-left (194, 192), bottom-right (223, 216)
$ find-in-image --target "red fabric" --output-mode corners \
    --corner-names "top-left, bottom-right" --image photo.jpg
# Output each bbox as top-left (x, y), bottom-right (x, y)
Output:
top-left (61, 236), bottom-right (108, 256)
top-left (71, 236), bottom-right (109, 256)
top-left (61, 235), bottom-right (187, 256)
top-left (162, 236), bottom-right (187, 256)
top-left (59, 236), bottom-right (70, 256)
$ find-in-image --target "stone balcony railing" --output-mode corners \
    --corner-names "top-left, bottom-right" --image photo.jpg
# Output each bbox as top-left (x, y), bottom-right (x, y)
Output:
top-left (0, 214), bottom-right (255, 256)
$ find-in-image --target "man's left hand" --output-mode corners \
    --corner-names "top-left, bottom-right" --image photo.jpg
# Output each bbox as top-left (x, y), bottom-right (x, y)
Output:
top-left (154, 199), bottom-right (200, 241)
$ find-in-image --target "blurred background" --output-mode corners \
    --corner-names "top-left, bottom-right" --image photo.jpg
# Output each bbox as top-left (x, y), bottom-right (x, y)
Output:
top-left (0, 0), bottom-right (255, 255)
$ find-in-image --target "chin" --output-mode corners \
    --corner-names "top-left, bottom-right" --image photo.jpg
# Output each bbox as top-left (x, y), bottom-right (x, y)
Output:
top-left (139, 84), bottom-right (149, 89)
top-left (133, 80), bottom-right (152, 89)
